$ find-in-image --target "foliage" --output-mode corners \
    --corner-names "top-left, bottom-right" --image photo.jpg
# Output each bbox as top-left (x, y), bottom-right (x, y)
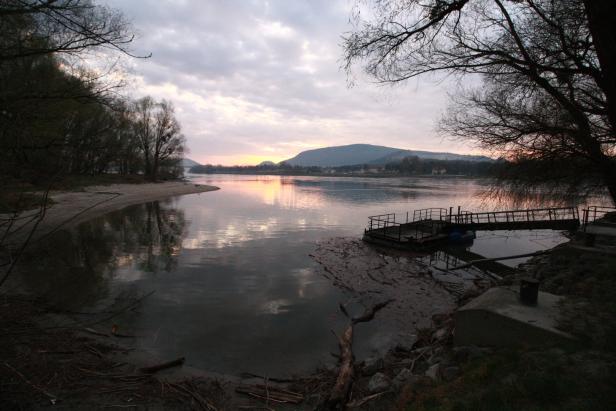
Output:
top-left (401, 348), bottom-right (616, 411)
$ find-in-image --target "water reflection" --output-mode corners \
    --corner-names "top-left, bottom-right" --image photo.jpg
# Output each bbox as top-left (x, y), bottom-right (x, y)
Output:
top-left (18, 174), bottom-right (573, 376)
top-left (19, 200), bottom-right (186, 308)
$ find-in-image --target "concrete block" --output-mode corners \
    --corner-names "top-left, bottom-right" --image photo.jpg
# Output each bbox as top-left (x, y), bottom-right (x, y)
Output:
top-left (454, 287), bottom-right (577, 348)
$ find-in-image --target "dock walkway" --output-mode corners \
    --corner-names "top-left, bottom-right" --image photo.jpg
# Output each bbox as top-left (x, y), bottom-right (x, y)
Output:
top-left (364, 206), bottom-right (580, 248)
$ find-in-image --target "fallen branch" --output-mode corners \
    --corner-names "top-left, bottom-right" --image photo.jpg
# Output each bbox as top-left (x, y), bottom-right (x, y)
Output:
top-left (4, 362), bottom-right (57, 403)
top-left (139, 357), bottom-right (185, 374)
top-left (168, 382), bottom-right (217, 411)
top-left (347, 391), bottom-right (390, 408)
top-left (83, 327), bottom-right (110, 337)
top-left (351, 298), bottom-right (394, 324)
top-left (235, 384), bottom-right (303, 404)
top-left (318, 299), bottom-right (394, 411)
top-left (449, 250), bottom-right (551, 271)
top-left (239, 372), bottom-right (295, 383)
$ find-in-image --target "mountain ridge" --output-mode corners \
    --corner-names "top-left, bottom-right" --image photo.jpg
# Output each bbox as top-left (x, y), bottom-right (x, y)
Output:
top-left (283, 144), bottom-right (492, 167)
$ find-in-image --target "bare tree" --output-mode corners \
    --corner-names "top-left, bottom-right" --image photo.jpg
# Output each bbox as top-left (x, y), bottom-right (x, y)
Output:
top-left (132, 97), bottom-right (185, 181)
top-left (151, 100), bottom-right (185, 180)
top-left (133, 96), bottom-right (155, 178)
top-left (0, 0), bottom-right (145, 61)
top-left (343, 0), bottom-right (616, 203)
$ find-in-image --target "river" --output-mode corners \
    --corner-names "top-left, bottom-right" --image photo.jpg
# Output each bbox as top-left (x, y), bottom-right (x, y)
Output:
top-left (16, 174), bottom-right (570, 377)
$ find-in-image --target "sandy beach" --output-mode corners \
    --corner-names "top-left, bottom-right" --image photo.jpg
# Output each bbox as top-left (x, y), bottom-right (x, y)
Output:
top-left (3, 181), bottom-right (219, 244)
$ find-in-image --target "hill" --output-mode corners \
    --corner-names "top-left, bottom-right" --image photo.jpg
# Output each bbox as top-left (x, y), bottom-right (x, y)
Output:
top-left (283, 144), bottom-right (491, 167)
top-left (182, 158), bottom-right (201, 168)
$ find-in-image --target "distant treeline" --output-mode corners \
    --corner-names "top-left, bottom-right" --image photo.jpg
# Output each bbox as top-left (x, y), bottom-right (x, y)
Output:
top-left (190, 156), bottom-right (505, 177)
top-left (0, 1), bottom-right (185, 186)
top-left (384, 156), bottom-right (502, 176)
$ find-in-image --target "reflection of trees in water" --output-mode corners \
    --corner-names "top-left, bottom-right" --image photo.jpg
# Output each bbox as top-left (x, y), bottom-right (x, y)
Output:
top-left (18, 200), bottom-right (186, 308)
top-left (108, 201), bottom-right (187, 273)
top-left (286, 178), bottom-right (439, 204)
top-left (292, 177), bottom-right (586, 210)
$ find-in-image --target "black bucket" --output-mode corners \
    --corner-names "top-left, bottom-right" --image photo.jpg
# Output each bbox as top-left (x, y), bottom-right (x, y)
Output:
top-left (520, 278), bottom-right (539, 305)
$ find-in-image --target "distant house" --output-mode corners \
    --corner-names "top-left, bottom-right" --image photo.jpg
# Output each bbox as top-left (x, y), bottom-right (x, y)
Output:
top-left (361, 166), bottom-right (381, 174)
top-left (432, 167), bottom-right (447, 175)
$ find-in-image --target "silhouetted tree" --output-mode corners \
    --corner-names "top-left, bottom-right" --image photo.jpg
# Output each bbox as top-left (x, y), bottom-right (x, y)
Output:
top-left (132, 97), bottom-right (185, 180)
top-left (0, 0), bottom-right (139, 62)
top-left (344, 0), bottom-right (616, 203)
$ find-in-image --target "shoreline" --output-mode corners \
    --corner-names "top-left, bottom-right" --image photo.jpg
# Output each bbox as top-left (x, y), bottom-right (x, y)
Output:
top-left (3, 225), bottom-right (615, 409)
top-left (188, 171), bottom-right (488, 179)
top-left (3, 181), bottom-right (219, 244)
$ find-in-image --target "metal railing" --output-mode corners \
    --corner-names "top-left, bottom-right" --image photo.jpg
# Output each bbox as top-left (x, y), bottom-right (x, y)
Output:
top-left (367, 213), bottom-right (403, 241)
top-left (412, 208), bottom-right (448, 222)
top-left (367, 210), bottom-right (448, 242)
top-left (581, 206), bottom-right (616, 227)
top-left (450, 206), bottom-right (579, 225)
top-left (366, 206), bottom-right (584, 243)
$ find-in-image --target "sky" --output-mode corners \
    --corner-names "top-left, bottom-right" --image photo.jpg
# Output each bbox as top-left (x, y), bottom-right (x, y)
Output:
top-left (102, 0), bottom-right (479, 166)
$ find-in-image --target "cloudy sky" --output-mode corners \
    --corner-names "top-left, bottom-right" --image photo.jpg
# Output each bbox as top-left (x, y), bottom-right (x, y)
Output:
top-left (102, 0), bottom-right (477, 165)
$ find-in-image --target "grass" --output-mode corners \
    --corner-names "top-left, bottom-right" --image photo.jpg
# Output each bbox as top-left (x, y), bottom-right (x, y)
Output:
top-left (402, 348), bottom-right (616, 411)
top-left (399, 236), bottom-right (616, 411)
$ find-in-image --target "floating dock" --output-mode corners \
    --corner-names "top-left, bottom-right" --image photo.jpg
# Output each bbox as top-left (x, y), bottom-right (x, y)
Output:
top-left (363, 206), bottom-right (580, 249)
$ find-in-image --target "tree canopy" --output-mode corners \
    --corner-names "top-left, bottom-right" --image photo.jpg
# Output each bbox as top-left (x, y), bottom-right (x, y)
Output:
top-left (0, 0), bottom-right (141, 61)
top-left (344, 0), bottom-right (616, 203)
top-left (0, 0), bottom-right (183, 186)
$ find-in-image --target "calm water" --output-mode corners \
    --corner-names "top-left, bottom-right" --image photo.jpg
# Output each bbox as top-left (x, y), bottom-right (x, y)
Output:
top-left (18, 175), bottom-right (569, 376)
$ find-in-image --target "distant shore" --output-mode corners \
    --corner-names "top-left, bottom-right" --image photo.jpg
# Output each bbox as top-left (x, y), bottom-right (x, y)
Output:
top-left (4, 181), bottom-right (219, 244)
top-left (188, 170), bottom-right (486, 179)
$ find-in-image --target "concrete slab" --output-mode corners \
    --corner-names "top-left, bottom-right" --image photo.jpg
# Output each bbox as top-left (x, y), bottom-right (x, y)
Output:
top-left (454, 287), bottom-right (577, 348)
top-left (585, 223), bottom-right (616, 237)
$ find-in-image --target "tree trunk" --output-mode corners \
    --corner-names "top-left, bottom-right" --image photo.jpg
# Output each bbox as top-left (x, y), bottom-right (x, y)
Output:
top-left (584, 0), bottom-right (616, 137)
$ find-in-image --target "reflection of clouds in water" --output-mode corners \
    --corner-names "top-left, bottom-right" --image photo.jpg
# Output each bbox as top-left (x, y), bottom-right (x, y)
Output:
top-left (192, 174), bottom-right (474, 211)
top-left (291, 267), bottom-right (319, 298)
top-left (260, 299), bottom-right (292, 315)
top-left (182, 216), bottom-right (282, 249)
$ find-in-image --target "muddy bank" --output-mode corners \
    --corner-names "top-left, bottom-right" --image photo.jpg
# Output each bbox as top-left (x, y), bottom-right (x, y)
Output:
top-left (310, 237), bottom-right (491, 351)
top-left (305, 237), bottom-right (496, 409)
top-left (2, 181), bottom-right (218, 245)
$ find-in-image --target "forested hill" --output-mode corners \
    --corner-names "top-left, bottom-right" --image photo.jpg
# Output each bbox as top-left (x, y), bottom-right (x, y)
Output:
top-left (284, 144), bottom-right (492, 167)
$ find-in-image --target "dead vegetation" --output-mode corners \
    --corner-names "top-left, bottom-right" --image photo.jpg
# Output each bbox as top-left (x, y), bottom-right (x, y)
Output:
top-left (0, 294), bottom-right (228, 410)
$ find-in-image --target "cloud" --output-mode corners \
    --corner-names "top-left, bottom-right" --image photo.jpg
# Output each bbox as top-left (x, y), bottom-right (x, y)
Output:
top-left (103, 0), bottom-right (472, 165)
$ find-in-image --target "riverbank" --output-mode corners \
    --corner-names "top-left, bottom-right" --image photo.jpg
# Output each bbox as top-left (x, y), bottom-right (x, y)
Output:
top-left (3, 226), bottom-right (615, 409)
top-left (1, 181), bottom-right (219, 245)
top-left (366, 232), bottom-right (616, 410)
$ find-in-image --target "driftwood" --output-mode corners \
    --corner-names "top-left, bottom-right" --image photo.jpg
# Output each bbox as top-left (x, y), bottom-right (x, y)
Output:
top-left (168, 381), bottom-right (217, 411)
top-left (235, 384), bottom-right (303, 404)
top-left (239, 372), bottom-right (295, 383)
top-left (83, 327), bottom-right (110, 337)
top-left (139, 357), bottom-right (185, 374)
top-left (347, 391), bottom-right (390, 408)
top-left (4, 362), bottom-right (57, 403)
top-left (318, 299), bottom-right (394, 411)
